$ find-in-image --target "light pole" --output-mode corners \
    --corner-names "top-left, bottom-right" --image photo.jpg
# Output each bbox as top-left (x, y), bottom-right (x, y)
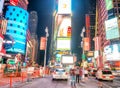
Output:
top-left (43, 27), bottom-right (49, 77)
top-left (80, 27), bottom-right (85, 59)
top-left (80, 27), bottom-right (85, 70)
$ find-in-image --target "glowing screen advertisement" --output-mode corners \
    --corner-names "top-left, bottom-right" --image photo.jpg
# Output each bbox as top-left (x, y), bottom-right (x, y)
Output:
top-left (105, 17), bottom-right (120, 40)
top-left (61, 55), bottom-right (74, 64)
top-left (105, 0), bottom-right (113, 10)
top-left (57, 15), bottom-right (71, 37)
top-left (58, 0), bottom-right (71, 14)
top-left (104, 44), bottom-right (120, 61)
top-left (57, 37), bottom-right (71, 50)
top-left (5, 6), bottom-right (29, 54)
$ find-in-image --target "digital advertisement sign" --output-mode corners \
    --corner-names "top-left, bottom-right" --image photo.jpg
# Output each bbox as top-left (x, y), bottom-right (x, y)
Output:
top-left (5, 6), bottom-right (29, 54)
top-left (61, 55), bottom-right (74, 64)
top-left (104, 44), bottom-right (120, 61)
top-left (105, 17), bottom-right (120, 40)
top-left (57, 16), bottom-right (71, 37)
top-left (105, 0), bottom-right (113, 10)
top-left (58, 0), bottom-right (71, 14)
top-left (56, 37), bottom-right (71, 50)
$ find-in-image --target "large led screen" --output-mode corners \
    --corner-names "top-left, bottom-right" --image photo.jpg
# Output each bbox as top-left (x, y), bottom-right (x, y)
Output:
top-left (5, 6), bottom-right (29, 54)
top-left (57, 16), bottom-right (71, 37)
top-left (105, 17), bottom-right (120, 40)
top-left (61, 55), bottom-right (74, 64)
top-left (104, 44), bottom-right (120, 61)
top-left (53, 15), bottom-right (71, 52)
top-left (56, 37), bottom-right (71, 50)
top-left (58, 0), bottom-right (71, 14)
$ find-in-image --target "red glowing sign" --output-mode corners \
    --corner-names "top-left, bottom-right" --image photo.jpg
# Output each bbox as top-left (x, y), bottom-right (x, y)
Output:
top-left (10, 0), bottom-right (18, 6)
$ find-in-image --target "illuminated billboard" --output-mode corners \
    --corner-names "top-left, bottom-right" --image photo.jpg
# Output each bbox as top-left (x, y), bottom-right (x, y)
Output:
top-left (10, 0), bottom-right (18, 6)
top-left (57, 15), bottom-right (71, 37)
top-left (56, 37), bottom-right (71, 50)
top-left (53, 15), bottom-right (72, 41)
top-left (105, 17), bottom-right (120, 40)
top-left (0, 0), bottom-right (4, 13)
top-left (58, 0), bottom-right (71, 14)
top-left (40, 37), bottom-right (46, 50)
top-left (5, 6), bottom-right (29, 54)
top-left (105, 0), bottom-right (113, 10)
top-left (61, 55), bottom-right (74, 64)
top-left (104, 44), bottom-right (120, 61)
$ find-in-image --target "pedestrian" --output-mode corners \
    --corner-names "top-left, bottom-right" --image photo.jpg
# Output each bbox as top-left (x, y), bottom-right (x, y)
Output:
top-left (79, 67), bottom-right (82, 81)
top-left (70, 68), bottom-right (76, 88)
top-left (75, 67), bottom-right (80, 83)
top-left (84, 68), bottom-right (88, 81)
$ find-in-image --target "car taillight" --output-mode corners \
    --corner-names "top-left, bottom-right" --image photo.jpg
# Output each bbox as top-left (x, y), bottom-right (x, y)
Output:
top-left (102, 76), bottom-right (106, 78)
top-left (110, 76), bottom-right (114, 78)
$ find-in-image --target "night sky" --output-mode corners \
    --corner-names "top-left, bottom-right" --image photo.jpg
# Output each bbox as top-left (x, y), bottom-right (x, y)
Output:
top-left (27, 0), bottom-right (92, 64)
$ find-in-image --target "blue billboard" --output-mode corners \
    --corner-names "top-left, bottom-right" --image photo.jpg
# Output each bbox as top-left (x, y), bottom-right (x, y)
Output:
top-left (5, 6), bottom-right (29, 54)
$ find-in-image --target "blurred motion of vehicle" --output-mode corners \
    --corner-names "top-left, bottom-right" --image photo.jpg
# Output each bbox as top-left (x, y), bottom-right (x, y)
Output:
top-left (52, 68), bottom-right (69, 81)
top-left (112, 70), bottom-right (120, 76)
top-left (96, 69), bottom-right (114, 82)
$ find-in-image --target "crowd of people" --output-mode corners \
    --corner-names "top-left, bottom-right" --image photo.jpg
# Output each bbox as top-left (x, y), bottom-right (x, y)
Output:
top-left (69, 66), bottom-right (89, 88)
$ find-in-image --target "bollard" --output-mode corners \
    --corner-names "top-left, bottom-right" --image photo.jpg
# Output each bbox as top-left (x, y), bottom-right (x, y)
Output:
top-left (10, 75), bottom-right (12, 88)
top-left (21, 72), bottom-right (24, 82)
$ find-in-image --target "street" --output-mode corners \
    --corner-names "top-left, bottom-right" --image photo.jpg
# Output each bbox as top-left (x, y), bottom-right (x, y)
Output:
top-left (0, 75), bottom-right (98, 88)
top-left (1, 75), bottom-right (120, 88)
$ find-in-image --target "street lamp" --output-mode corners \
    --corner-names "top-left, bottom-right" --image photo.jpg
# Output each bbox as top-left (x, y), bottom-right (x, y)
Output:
top-left (43, 27), bottom-right (49, 77)
top-left (80, 27), bottom-right (85, 69)
top-left (80, 27), bottom-right (85, 57)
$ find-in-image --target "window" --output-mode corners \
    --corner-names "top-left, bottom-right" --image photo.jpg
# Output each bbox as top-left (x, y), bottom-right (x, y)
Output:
top-left (10, 13), bottom-right (12, 15)
top-left (17, 25), bottom-right (20, 28)
top-left (20, 20), bottom-right (22, 23)
top-left (10, 24), bottom-right (13, 26)
top-left (17, 14), bottom-right (19, 17)
top-left (102, 71), bottom-right (112, 74)
top-left (20, 10), bottom-right (22, 13)
top-left (14, 18), bottom-right (16, 21)
top-left (14, 30), bottom-right (16, 33)
top-left (13, 8), bottom-right (15, 11)
top-left (7, 30), bottom-right (9, 32)
top-left (20, 32), bottom-right (23, 35)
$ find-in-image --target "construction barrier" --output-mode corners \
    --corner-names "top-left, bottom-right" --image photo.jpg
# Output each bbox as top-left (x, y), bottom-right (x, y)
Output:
top-left (0, 67), bottom-right (49, 87)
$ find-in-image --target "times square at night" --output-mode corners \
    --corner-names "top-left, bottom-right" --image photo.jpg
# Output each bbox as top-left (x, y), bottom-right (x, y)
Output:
top-left (0, 0), bottom-right (120, 88)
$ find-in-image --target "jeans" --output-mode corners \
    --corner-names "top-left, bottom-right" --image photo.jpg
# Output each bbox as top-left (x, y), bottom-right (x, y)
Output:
top-left (76, 74), bottom-right (79, 83)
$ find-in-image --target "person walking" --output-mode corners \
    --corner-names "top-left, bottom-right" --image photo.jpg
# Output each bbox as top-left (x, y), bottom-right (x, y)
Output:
top-left (70, 68), bottom-right (76, 88)
top-left (75, 67), bottom-right (80, 83)
top-left (84, 68), bottom-right (88, 81)
top-left (79, 67), bottom-right (83, 81)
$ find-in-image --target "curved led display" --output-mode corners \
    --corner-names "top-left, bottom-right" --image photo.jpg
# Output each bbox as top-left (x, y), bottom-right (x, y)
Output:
top-left (5, 6), bottom-right (29, 54)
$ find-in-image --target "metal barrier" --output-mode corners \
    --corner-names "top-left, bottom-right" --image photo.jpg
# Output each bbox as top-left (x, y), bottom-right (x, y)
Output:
top-left (0, 67), bottom-right (50, 88)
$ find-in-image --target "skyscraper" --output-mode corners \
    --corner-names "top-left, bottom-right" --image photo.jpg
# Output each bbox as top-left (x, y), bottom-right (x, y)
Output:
top-left (29, 11), bottom-right (38, 35)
